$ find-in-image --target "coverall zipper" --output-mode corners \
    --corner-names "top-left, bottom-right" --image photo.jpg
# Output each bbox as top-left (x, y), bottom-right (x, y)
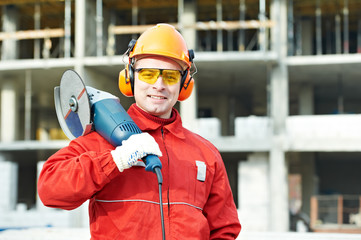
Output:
top-left (161, 127), bottom-right (171, 217)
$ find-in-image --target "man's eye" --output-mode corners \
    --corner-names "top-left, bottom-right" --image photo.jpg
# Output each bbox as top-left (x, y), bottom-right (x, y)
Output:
top-left (141, 71), bottom-right (157, 78)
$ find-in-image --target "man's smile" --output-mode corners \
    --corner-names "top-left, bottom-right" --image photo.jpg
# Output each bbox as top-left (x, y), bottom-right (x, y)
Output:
top-left (149, 95), bottom-right (167, 100)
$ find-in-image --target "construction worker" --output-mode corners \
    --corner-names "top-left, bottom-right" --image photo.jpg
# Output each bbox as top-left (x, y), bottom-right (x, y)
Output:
top-left (38, 23), bottom-right (241, 239)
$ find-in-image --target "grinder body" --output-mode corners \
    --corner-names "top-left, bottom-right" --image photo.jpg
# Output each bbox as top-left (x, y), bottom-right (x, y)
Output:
top-left (87, 86), bottom-right (162, 173)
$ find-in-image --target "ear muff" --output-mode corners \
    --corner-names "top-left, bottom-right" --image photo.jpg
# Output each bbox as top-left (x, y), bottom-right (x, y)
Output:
top-left (178, 49), bottom-right (195, 101)
top-left (119, 39), bottom-right (137, 97)
top-left (178, 70), bottom-right (194, 101)
top-left (118, 65), bottom-right (134, 97)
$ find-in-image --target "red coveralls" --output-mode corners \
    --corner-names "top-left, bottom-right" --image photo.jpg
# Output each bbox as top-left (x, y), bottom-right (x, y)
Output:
top-left (38, 104), bottom-right (241, 239)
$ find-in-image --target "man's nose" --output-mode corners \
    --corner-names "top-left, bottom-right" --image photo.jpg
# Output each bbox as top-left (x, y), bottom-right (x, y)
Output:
top-left (152, 76), bottom-right (166, 88)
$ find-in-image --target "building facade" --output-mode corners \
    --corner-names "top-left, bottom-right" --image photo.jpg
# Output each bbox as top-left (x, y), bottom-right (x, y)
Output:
top-left (0, 0), bottom-right (361, 233)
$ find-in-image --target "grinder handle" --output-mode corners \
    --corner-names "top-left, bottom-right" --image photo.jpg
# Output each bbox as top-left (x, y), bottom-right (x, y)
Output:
top-left (144, 154), bottom-right (162, 174)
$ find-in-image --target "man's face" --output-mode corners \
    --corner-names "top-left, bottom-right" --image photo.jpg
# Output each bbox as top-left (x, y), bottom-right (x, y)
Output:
top-left (133, 55), bottom-right (182, 119)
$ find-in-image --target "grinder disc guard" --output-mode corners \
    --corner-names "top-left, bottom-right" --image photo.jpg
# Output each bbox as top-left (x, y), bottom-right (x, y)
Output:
top-left (54, 70), bottom-right (92, 140)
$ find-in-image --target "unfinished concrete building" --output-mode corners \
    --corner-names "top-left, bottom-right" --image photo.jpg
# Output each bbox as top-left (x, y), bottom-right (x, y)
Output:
top-left (1, 0), bottom-right (361, 234)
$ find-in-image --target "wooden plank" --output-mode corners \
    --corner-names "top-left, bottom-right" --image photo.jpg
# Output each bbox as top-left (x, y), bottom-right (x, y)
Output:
top-left (0, 28), bottom-right (65, 41)
top-left (0, 0), bottom-right (60, 5)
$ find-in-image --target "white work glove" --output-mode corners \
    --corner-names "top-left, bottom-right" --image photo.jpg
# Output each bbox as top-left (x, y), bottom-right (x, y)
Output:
top-left (110, 132), bottom-right (162, 172)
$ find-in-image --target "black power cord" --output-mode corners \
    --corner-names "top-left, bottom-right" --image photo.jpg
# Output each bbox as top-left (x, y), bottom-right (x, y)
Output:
top-left (154, 167), bottom-right (166, 240)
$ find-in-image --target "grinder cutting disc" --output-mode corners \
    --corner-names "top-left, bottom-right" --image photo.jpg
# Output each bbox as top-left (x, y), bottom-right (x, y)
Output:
top-left (54, 70), bottom-right (92, 140)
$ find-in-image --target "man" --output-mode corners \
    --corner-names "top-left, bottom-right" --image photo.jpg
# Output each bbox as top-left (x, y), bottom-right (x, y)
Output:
top-left (38, 23), bottom-right (241, 239)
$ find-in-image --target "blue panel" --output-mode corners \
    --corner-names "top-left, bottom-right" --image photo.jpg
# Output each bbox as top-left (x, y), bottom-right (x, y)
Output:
top-left (65, 110), bottom-right (83, 138)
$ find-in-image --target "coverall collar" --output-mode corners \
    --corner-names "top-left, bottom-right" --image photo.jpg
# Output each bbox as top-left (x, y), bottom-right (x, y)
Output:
top-left (128, 103), bottom-right (186, 139)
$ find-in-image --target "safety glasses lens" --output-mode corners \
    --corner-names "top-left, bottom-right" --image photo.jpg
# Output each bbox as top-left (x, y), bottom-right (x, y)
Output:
top-left (162, 70), bottom-right (181, 85)
top-left (137, 69), bottom-right (181, 85)
top-left (138, 69), bottom-right (159, 84)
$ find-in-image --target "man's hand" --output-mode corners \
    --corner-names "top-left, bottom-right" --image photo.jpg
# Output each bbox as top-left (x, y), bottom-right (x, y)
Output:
top-left (111, 133), bottom-right (162, 172)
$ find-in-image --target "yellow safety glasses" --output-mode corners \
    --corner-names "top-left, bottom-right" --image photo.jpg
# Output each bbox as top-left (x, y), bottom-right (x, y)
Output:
top-left (135, 68), bottom-right (183, 85)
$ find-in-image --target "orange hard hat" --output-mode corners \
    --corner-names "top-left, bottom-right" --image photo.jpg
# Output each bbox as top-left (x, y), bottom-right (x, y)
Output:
top-left (129, 23), bottom-right (192, 70)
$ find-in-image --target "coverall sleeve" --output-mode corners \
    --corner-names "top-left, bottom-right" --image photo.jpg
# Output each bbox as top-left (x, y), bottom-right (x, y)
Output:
top-left (37, 135), bottom-right (119, 210)
top-left (203, 149), bottom-right (241, 239)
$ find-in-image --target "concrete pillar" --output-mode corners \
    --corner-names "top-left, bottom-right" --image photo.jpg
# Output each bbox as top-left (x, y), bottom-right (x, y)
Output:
top-left (270, 0), bottom-right (289, 231)
top-left (0, 154), bottom-right (18, 211)
top-left (34, 3), bottom-right (41, 59)
top-left (96, 0), bottom-right (104, 57)
top-left (216, 0), bottom-right (223, 52)
top-left (64, 0), bottom-right (72, 58)
top-left (179, 0), bottom-right (197, 131)
top-left (24, 70), bottom-right (32, 140)
top-left (84, 0), bottom-right (97, 56)
top-left (179, 0), bottom-right (196, 49)
top-left (238, 0), bottom-right (246, 51)
top-left (218, 95), bottom-right (229, 135)
top-left (75, 0), bottom-right (86, 77)
top-left (1, 5), bottom-right (19, 60)
top-left (299, 84), bottom-right (314, 115)
top-left (269, 137), bottom-right (289, 231)
top-left (301, 19), bottom-right (313, 56)
top-left (1, 80), bottom-right (17, 142)
top-left (238, 153), bottom-right (269, 231)
top-left (259, 0), bottom-right (267, 51)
